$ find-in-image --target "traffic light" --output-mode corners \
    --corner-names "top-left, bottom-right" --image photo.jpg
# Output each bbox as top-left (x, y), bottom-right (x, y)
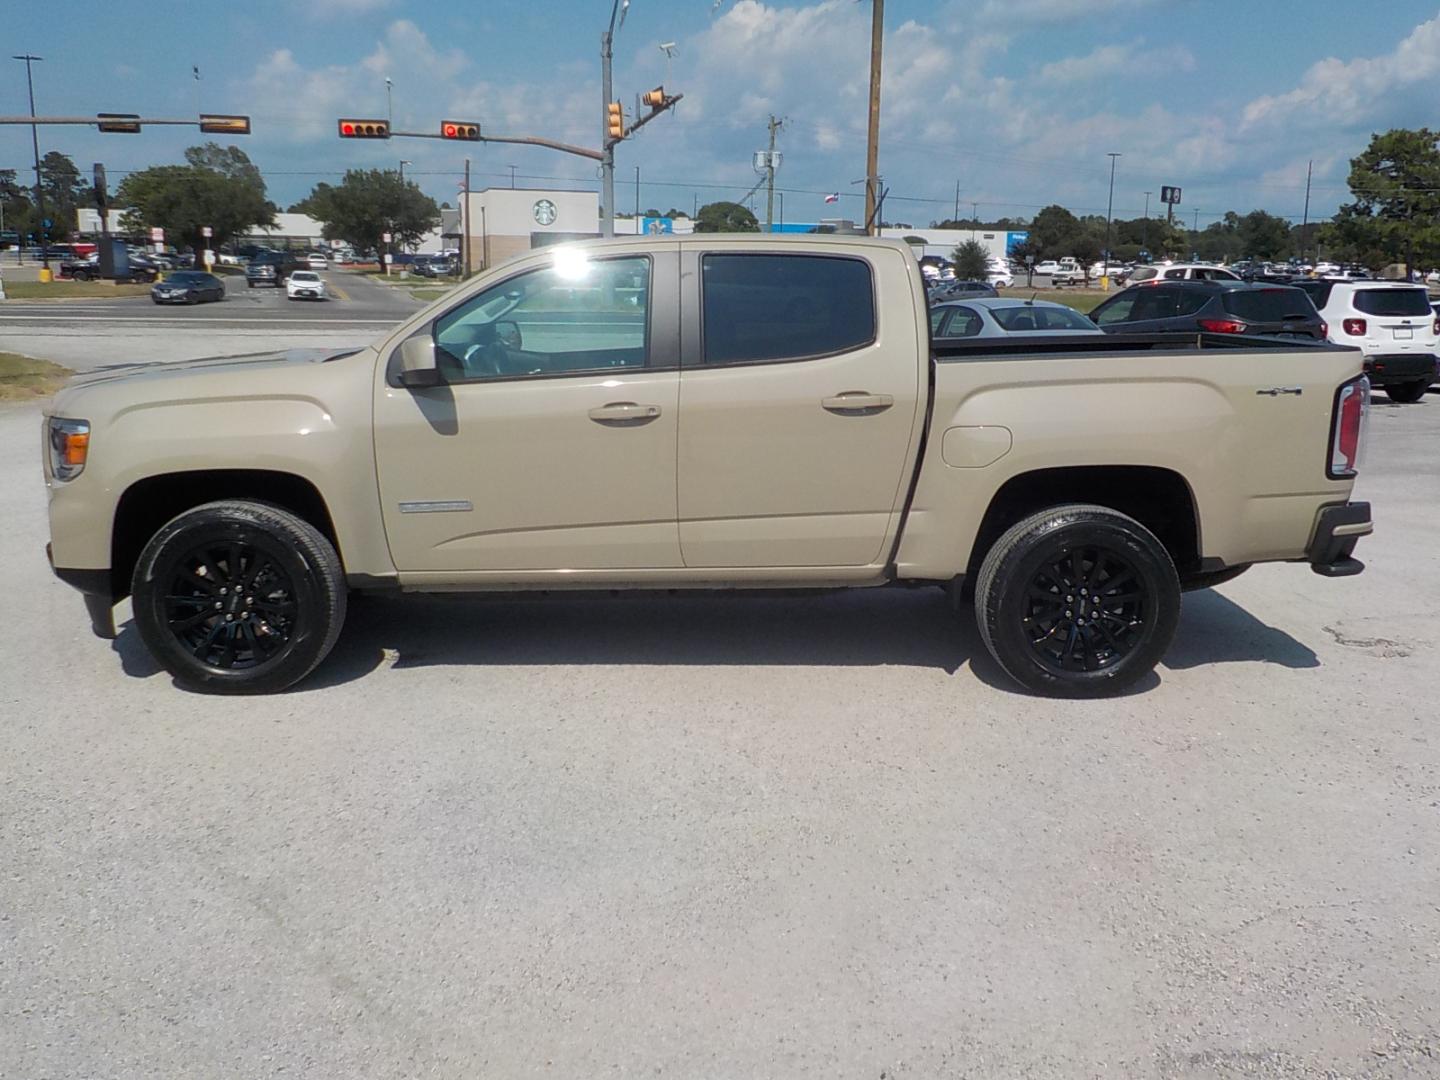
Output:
top-left (441, 121), bottom-right (481, 141)
top-left (606, 101), bottom-right (625, 141)
top-left (199, 114), bottom-right (251, 135)
top-left (642, 87), bottom-right (666, 109)
top-left (337, 118), bottom-right (390, 138)
top-left (96, 113), bottom-right (141, 134)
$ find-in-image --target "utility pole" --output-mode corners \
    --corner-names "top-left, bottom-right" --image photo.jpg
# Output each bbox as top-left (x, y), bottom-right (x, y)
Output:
top-left (461, 157), bottom-right (470, 275)
top-left (385, 77), bottom-right (392, 126)
top-left (953, 179), bottom-right (960, 226)
top-left (508, 164), bottom-right (517, 188)
top-left (1142, 190), bottom-right (1151, 252)
top-left (765, 114), bottom-right (783, 233)
top-left (398, 159), bottom-right (410, 184)
top-left (1103, 151), bottom-right (1120, 281)
top-left (1193, 207), bottom-right (1200, 234)
top-left (13, 54), bottom-right (49, 274)
top-left (971, 202), bottom-right (978, 240)
top-left (1300, 159), bottom-right (1312, 263)
top-left (634, 164), bottom-right (640, 224)
top-left (863, 0), bottom-right (884, 235)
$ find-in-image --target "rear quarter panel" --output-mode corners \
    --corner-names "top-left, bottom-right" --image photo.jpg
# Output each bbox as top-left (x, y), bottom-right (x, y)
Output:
top-left (896, 346), bottom-right (1365, 578)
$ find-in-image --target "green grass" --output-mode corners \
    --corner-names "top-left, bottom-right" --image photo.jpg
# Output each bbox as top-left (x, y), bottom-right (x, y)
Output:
top-left (0, 352), bottom-right (73, 401)
top-left (411, 288), bottom-right (452, 302)
top-left (999, 287), bottom-right (1109, 313)
top-left (2, 279), bottom-right (152, 299)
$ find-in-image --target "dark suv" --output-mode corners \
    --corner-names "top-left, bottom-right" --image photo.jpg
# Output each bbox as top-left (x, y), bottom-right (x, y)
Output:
top-left (244, 250), bottom-right (304, 288)
top-left (1089, 281), bottom-right (1327, 341)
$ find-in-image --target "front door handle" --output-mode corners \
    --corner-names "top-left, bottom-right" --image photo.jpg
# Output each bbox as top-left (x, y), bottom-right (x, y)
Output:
top-left (588, 401), bottom-right (662, 423)
top-left (822, 391), bottom-right (894, 414)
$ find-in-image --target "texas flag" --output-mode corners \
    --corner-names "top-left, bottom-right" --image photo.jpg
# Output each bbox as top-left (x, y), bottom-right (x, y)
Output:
top-left (823, 192), bottom-right (840, 204)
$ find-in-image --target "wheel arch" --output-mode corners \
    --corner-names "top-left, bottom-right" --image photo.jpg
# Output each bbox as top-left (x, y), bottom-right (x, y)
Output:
top-left (965, 465), bottom-right (1201, 582)
top-left (110, 470), bottom-right (342, 600)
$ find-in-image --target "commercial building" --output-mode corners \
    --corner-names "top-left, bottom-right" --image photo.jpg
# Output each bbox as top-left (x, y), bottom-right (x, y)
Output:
top-left (459, 188), bottom-right (600, 272)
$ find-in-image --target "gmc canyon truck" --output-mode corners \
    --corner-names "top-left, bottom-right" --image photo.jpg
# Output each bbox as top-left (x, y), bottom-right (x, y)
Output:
top-left (43, 236), bottom-right (1373, 697)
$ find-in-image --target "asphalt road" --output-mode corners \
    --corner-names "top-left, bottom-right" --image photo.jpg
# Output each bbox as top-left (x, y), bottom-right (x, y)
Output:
top-left (1, 389), bottom-right (1438, 1078)
top-left (0, 270), bottom-right (424, 370)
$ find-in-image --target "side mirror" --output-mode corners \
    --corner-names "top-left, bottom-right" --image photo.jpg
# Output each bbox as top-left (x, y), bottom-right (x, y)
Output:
top-left (397, 334), bottom-right (443, 388)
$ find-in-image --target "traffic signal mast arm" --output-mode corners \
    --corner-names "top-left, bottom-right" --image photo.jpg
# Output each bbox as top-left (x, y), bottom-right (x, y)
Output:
top-left (614, 91), bottom-right (683, 145)
top-left (0, 115), bottom-right (249, 131)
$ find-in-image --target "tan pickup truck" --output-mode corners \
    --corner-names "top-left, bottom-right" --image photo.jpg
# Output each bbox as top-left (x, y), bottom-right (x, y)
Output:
top-left (43, 235), bottom-right (1373, 697)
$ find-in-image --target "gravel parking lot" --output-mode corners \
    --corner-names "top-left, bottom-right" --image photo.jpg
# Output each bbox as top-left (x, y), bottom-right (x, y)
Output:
top-left (2, 392), bottom-right (1438, 1077)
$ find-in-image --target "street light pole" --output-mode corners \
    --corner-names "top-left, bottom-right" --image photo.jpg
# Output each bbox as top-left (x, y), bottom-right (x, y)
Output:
top-left (600, 0), bottom-right (629, 237)
top-left (1103, 152), bottom-right (1120, 282)
top-left (398, 159), bottom-right (410, 184)
top-left (13, 54), bottom-right (48, 273)
top-left (1142, 190), bottom-right (1151, 252)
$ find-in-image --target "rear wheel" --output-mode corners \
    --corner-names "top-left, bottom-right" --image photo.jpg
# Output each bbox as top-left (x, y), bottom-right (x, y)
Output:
top-left (131, 500), bottom-right (346, 694)
top-left (975, 504), bottom-right (1180, 697)
top-left (1385, 379), bottom-right (1429, 404)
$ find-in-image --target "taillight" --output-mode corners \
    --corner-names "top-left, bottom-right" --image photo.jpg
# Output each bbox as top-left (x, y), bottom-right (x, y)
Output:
top-left (1328, 376), bottom-right (1369, 479)
top-left (1199, 318), bottom-right (1248, 333)
top-left (1320, 321), bottom-right (1329, 337)
top-left (1432, 316), bottom-right (1439, 335)
top-left (1342, 317), bottom-right (1367, 335)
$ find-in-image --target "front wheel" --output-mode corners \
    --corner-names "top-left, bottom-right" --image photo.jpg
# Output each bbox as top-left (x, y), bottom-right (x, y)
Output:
top-left (974, 504), bottom-right (1180, 697)
top-left (1385, 379), bottom-right (1430, 404)
top-left (131, 500), bottom-right (347, 694)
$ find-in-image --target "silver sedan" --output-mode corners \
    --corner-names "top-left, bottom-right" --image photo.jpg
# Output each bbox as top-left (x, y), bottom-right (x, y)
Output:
top-left (930, 297), bottom-right (1103, 339)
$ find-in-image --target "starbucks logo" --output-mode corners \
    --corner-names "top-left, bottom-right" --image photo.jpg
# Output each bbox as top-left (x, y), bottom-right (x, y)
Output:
top-left (533, 199), bottom-right (558, 226)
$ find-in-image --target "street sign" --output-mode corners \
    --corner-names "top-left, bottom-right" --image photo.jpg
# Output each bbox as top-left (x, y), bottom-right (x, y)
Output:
top-left (150, 227), bottom-right (164, 243)
top-left (201, 226), bottom-right (212, 238)
top-left (1160, 186), bottom-right (1182, 206)
top-left (381, 232), bottom-right (392, 244)
top-left (42, 218), bottom-right (52, 229)
top-left (203, 249), bottom-right (215, 267)
top-left (97, 113), bottom-right (141, 134)
top-left (199, 114), bottom-right (251, 135)
top-left (383, 253), bottom-right (394, 264)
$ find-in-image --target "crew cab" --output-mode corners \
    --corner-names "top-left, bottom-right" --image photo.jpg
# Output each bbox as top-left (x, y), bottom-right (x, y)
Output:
top-left (43, 236), bottom-right (1373, 697)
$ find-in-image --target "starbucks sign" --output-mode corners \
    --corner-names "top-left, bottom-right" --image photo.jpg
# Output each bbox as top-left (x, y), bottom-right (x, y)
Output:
top-left (533, 199), bottom-right (558, 226)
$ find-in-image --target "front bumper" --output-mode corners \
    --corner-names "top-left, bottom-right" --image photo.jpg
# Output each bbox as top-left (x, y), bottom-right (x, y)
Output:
top-left (46, 542), bottom-right (116, 638)
top-left (1306, 501), bottom-right (1372, 578)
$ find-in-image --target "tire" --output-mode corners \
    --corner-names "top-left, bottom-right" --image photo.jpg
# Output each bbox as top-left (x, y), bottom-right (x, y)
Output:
top-left (1180, 564), bottom-right (1251, 592)
top-left (1385, 379), bottom-right (1429, 404)
top-left (974, 503), bottom-right (1180, 697)
top-left (246, 281), bottom-right (255, 289)
top-left (131, 500), bottom-right (347, 694)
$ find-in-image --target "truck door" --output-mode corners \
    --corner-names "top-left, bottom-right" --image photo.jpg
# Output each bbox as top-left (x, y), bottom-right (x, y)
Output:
top-left (675, 244), bottom-right (922, 568)
top-left (373, 249), bottom-right (682, 572)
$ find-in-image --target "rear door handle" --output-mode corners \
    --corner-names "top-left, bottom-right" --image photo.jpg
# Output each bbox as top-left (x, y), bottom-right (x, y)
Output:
top-left (588, 401), bottom-right (662, 423)
top-left (822, 392), bottom-right (894, 414)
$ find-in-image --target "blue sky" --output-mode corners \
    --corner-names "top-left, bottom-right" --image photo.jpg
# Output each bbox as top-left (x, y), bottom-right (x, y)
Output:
top-left (5, 0), bottom-right (1440, 227)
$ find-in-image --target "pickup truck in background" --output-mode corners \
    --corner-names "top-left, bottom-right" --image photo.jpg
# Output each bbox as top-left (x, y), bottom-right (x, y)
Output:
top-left (43, 236), bottom-right (1372, 697)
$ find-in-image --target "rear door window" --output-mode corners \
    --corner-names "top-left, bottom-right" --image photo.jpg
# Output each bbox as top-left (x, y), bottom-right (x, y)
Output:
top-left (1172, 289), bottom-right (1211, 316)
top-left (1353, 289), bottom-right (1431, 317)
top-left (940, 306), bottom-right (983, 337)
top-left (1131, 288), bottom-right (1181, 321)
top-left (701, 254), bottom-right (875, 364)
top-left (1222, 288), bottom-right (1318, 321)
top-left (990, 305), bottom-right (1095, 331)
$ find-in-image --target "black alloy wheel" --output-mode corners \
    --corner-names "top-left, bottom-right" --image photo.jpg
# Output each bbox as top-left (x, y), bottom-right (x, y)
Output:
top-left (132, 500), bottom-right (346, 694)
top-left (975, 504), bottom-right (1181, 696)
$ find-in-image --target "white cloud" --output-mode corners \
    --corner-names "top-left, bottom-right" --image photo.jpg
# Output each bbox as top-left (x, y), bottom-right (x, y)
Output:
top-left (1035, 42), bottom-right (1194, 86)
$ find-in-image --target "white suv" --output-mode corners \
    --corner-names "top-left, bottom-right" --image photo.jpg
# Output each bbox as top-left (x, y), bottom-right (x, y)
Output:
top-left (1297, 280), bottom-right (1438, 403)
top-left (1126, 263), bottom-right (1241, 284)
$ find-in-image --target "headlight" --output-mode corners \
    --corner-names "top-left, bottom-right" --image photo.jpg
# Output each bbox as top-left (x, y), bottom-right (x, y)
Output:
top-left (48, 417), bottom-right (90, 481)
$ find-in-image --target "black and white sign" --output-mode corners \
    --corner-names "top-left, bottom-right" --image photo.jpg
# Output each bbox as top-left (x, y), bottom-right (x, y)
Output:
top-left (1160, 186), bottom-right (1182, 206)
top-left (533, 199), bottom-right (558, 226)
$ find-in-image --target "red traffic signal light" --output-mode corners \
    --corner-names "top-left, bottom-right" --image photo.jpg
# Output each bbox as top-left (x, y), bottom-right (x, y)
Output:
top-left (96, 113), bottom-right (141, 134)
top-left (606, 101), bottom-right (625, 140)
top-left (199, 114), bottom-right (251, 135)
top-left (642, 87), bottom-right (666, 108)
top-left (441, 121), bottom-right (481, 141)
top-left (337, 118), bottom-right (390, 139)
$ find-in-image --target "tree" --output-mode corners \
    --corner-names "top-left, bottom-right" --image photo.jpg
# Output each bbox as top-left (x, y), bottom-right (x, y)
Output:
top-left (1, 168), bottom-right (34, 242)
top-left (694, 201), bottom-right (759, 233)
top-left (117, 143), bottom-right (275, 253)
top-left (1237, 210), bottom-right (1292, 260)
top-left (32, 152), bottom-right (88, 240)
top-left (1029, 204), bottom-right (1081, 259)
top-left (297, 169), bottom-right (440, 254)
top-left (951, 239), bottom-right (990, 280)
top-left (1330, 128), bottom-right (1440, 270)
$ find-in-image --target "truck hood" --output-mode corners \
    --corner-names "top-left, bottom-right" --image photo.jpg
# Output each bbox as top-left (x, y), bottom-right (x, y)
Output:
top-left (48, 347), bottom-right (373, 419)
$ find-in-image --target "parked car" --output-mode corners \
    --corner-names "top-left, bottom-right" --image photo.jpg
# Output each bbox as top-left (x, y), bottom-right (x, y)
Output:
top-left (929, 279), bottom-right (998, 303)
top-left (1033, 260), bottom-right (1062, 276)
top-left (245, 251), bottom-right (304, 288)
top-left (44, 236), bottom-right (1372, 699)
top-left (1125, 263), bottom-right (1241, 284)
top-left (286, 270), bottom-right (327, 301)
top-left (1049, 259), bottom-right (1087, 285)
top-left (306, 253), bottom-right (330, 271)
top-left (1293, 280), bottom-right (1439, 403)
top-left (151, 271), bottom-right (225, 305)
top-left (931, 298), bottom-right (1103, 339)
top-left (1090, 281), bottom-right (1327, 342)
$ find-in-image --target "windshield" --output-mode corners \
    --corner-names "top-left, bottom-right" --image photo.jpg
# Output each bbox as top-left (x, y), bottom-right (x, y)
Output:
top-left (989, 304), bottom-right (1096, 331)
top-left (291, 272), bottom-right (320, 282)
top-left (1353, 288), bottom-right (1431, 316)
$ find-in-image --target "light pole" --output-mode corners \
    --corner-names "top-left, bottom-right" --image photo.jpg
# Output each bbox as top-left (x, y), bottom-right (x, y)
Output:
top-left (398, 159), bottom-right (411, 184)
top-left (1142, 190), bottom-right (1151, 254)
top-left (600, 0), bottom-right (630, 237)
top-left (13, 54), bottom-right (48, 273)
top-left (1103, 152), bottom-right (1120, 282)
top-left (508, 164), bottom-right (517, 188)
top-left (385, 77), bottom-right (392, 125)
